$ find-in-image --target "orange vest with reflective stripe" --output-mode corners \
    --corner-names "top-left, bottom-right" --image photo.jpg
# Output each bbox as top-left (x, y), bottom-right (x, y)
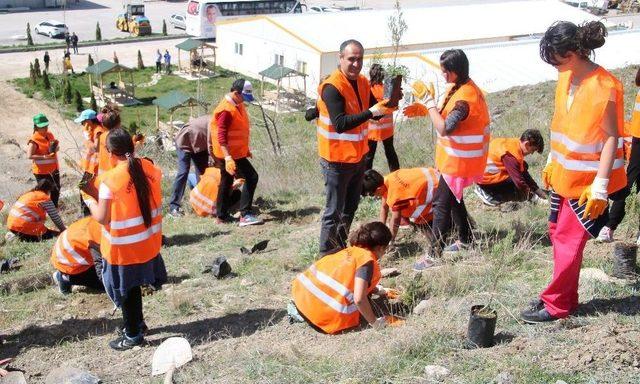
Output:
top-left (6, 190), bottom-right (50, 236)
top-left (435, 80), bottom-right (490, 177)
top-left (368, 84), bottom-right (394, 141)
top-left (190, 167), bottom-right (220, 217)
top-left (210, 96), bottom-right (250, 160)
top-left (549, 67), bottom-right (626, 199)
top-left (50, 217), bottom-right (101, 275)
top-left (95, 125), bottom-right (116, 176)
top-left (628, 90), bottom-right (640, 138)
top-left (291, 246), bottom-right (380, 334)
top-left (99, 159), bottom-right (163, 266)
top-left (30, 131), bottom-right (59, 175)
top-left (317, 69), bottom-right (370, 163)
top-left (81, 121), bottom-right (99, 175)
top-left (384, 167), bottom-right (439, 225)
top-left (479, 138), bottom-right (524, 185)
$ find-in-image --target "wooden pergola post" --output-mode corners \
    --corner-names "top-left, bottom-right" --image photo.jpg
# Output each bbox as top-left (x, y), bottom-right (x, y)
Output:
top-left (178, 49), bottom-right (182, 72)
top-left (155, 105), bottom-right (160, 131)
top-left (130, 71), bottom-right (135, 98)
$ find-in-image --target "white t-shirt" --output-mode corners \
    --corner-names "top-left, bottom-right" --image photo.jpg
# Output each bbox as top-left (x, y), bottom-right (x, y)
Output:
top-left (99, 183), bottom-right (113, 200)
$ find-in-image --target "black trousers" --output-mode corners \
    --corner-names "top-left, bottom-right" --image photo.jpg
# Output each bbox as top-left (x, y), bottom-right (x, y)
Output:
top-left (156, 62), bottom-right (161, 73)
top-left (477, 179), bottom-right (530, 203)
top-left (65, 266), bottom-right (104, 291)
top-left (35, 170), bottom-right (60, 207)
top-left (122, 286), bottom-right (143, 338)
top-left (215, 157), bottom-right (259, 217)
top-left (11, 229), bottom-right (59, 242)
top-left (607, 137), bottom-right (640, 230)
top-left (432, 175), bottom-right (473, 249)
top-left (365, 137), bottom-right (400, 172)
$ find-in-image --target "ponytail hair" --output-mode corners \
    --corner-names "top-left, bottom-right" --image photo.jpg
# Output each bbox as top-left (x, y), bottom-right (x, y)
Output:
top-left (106, 128), bottom-right (152, 228)
top-left (32, 178), bottom-right (53, 194)
top-left (101, 104), bottom-right (122, 130)
top-left (348, 221), bottom-right (392, 250)
top-left (539, 20), bottom-right (606, 66)
top-left (439, 49), bottom-right (470, 113)
top-left (635, 67), bottom-right (640, 87)
top-left (369, 63), bottom-right (384, 85)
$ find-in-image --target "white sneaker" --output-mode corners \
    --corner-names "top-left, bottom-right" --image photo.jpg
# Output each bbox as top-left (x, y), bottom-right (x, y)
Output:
top-left (473, 185), bottom-right (498, 207)
top-left (596, 226), bottom-right (614, 243)
top-left (636, 234), bottom-right (640, 246)
top-left (4, 231), bottom-right (16, 242)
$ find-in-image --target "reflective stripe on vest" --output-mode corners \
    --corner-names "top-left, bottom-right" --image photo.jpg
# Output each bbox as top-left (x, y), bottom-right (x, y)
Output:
top-left (409, 168), bottom-right (436, 220)
top-left (295, 268), bottom-right (358, 315)
top-left (630, 91), bottom-right (640, 138)
top-left (12, 202), bottom-right (43, 222)
top-left (484, 161), bottom-right (500, 174)
top-left (109, 207), bottom-right (162, 230)
top-left (551, 151), bottom-right (625, 172)
top-left (551, 132), bottom-right (623, 153)
top-left (102, 222), bottom-right (162, 245)
top-left (317, 116), bottom-right (368, 142)
top-left (190, 186), bottom-right (216, 216)
top-left (33, 158), bottom-right (58, 165)
top-left (54, 231), bottom-right (91, 266)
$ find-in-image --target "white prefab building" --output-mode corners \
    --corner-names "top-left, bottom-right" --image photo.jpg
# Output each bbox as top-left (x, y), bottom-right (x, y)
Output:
top-left (214, 0), bottom-right (620, 97)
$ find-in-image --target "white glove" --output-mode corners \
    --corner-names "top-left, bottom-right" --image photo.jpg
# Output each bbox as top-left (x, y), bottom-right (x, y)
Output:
top-left (591, 177), bottom-right (609, 200)
top-left (372, 316), bottom-right (387, 329)
top-left (423, 95), bottom-right (436, 111)
top-left (375, 284), bottom-right (387, 296)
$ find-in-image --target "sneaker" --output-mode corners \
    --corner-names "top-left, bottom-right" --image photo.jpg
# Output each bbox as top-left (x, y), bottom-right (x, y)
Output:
top-left (168, 207), bottom-right (184, 218)
top-left (520, 307), bottom-right (557, 324)
top-left (443, 241), bottom-right (468, 254)
top-left (109, 333), bottom-right (144, 351)
top-left (474, 185), bottom-right (499, 207)
top-left (239, 214), bottom-right (264, 227)
top-left (527, 298), bottom-right (544, 312)
top-left (52, 271), bottom-right (72, 295)
top-left (116, 322), bottom-right (149, 337)
top-left (413, 256), bottom-right (436, 271)
top-left (636, 233), bottom-right (640, 247)
top-left (596, 226), bottom-right (614, 243)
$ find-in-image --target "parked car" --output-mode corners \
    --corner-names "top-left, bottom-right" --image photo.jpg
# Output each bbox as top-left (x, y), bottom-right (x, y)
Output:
top-left (309, 6), bottom-right (341, 12)
top-left (34, 20), bottom-right (68, 38)
top-left (170, 13), bottom-right (186, 29)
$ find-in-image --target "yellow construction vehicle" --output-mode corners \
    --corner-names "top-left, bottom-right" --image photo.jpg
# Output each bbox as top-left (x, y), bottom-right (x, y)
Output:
top-left (116, 1), bottom-right (151, 36)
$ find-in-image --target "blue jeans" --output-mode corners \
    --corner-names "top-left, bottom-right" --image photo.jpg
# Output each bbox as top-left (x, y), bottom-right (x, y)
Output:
top-left (169, 148), bottom-right (209, 210)
top-left (319, 159), bottom-right (366, 256)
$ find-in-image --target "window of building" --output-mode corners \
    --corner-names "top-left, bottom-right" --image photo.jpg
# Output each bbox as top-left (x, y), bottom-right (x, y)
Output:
top-left (296, 60), bottom-right (307, 74)
top-left (234, 42), bottom-right (244, 55)
top-left (274, 54), bottom-right (284, 66)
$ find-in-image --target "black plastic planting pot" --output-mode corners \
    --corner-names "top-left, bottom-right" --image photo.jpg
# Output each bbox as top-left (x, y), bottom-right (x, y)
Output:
top-left (612, 243), bottom-right (638, 279)
top-left (383, 74), bottom-right (403, 108)
top-left (466, 305), bottom-right (497, 348)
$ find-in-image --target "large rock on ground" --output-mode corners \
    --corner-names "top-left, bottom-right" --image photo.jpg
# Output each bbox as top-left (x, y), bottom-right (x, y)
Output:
top-left (44, 367), bottom-right (100, 384)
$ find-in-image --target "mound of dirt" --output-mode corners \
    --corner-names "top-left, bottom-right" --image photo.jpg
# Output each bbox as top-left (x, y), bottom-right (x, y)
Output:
top-left (561, 325), bottom-right (640, 372)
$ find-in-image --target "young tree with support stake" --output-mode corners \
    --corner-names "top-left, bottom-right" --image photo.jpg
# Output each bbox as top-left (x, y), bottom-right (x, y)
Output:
top-left (26, 23), bottom-right (34, 46)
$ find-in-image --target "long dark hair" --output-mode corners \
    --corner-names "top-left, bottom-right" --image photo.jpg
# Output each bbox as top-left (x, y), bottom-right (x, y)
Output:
top-left (348, 222), bottom-right (392, 250)
top-left (32, 178), bottom-right (53, 194)
top-left (539, 21), bottom-right (606, 66)
top-left (635, 67), bottom-right (640, 87)
top-left (369, 64), bottom-right (384, 85)
top-left (106, 128), bottom-right (152, 228)
top-left (439, 49), bottom-right (470, 113)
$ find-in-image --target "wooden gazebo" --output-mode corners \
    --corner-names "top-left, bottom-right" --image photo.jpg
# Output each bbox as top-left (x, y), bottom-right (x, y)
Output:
top-left (85, 59), bottom-right (138, 106)
top-left (152, 90), bottom-right (209, 131)
top-left (175, 38), bottom-right (217, 74)
top-left (258, 64), bottom-right (307, 112)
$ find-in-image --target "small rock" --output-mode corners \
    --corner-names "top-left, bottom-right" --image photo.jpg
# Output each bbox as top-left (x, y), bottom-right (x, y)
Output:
top-left (2, 371), bottom-right (27, 384)
top-left (240, 279), bottom-right (255, 287)
top-left (132, 346), bottom-right (142, 351)
top-left (493, 372), bottom-right (515, 384)
top-left (424, 365), bottom-right (449, 380)
top-left (413, 299), bottom-right (431, 315)
top-left (380, 268), bottom-right (400, 278)
top-left (45, 367), bottom-right (100, 384)
top-left (555, 381), bottom-right (568, 384)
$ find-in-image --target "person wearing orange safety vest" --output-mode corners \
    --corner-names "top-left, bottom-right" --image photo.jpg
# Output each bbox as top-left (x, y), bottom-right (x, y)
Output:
top-left (50, 216), bottom-right (104, 294)
top-left (474, 130), bottom-right (547, 206)
top-left (598, 67), bottom-right (640, 243)
top-left (317, 39), bottom-right (393, 256)
top-left (189, 167), bottom-right (242, 217)
top-left (403, 49), bottom-right (490, 266)
top-left (27, 113), bottom-right (61, 207)
top-left (84, 128), bottom-right (166, 351)
top-left (75, 109), bottom-right (100, 215)
top-left (520, 21), bottom-right (626, 324)
top-left (210, 79), bottom-right (263, 227)
top-left (291, 222), bottom-right (402, 334)
top-left (6, 178), bottom-right (65, 242)
top-left (365, 64), bottom-right (400, 172)
top-left (96, 104), bottom-right (121, 176)
top-left (361, 168), bottom-right (439, 261)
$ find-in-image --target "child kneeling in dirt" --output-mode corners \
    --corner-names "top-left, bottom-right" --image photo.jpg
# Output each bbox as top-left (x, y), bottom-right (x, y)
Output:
top-left (474, 129), bottom-right (547, 206)
top-left (361, 168), bottom-right (440, 271)
top-left (290, 222), bottom-right (403, 334)
top-left (51, 216), bottom-right (105, 294)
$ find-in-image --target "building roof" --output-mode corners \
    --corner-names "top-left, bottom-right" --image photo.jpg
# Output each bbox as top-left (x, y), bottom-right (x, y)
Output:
top-left (85, 60), bottom-right (132, 76)
top-left (175, 38), bottom-right (206, 51)
top-left (259, 64), bottom-right (306, 80)
top-left (152, 90), bottom-right (208, 111)
top-left (217, 0), bottom-right (599, 53)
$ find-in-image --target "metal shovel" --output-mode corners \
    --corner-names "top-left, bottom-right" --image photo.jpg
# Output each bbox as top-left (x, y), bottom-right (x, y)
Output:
top-left (151, 337), bottom-right (193, 384)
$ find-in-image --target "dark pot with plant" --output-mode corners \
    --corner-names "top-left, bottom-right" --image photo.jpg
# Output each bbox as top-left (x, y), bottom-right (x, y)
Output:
top-left (466, 304), bottom-right (497, 348)
top-left (612, 243), bottom-right (638, 279)
top-left (382, 64), bottom-right (408, 108)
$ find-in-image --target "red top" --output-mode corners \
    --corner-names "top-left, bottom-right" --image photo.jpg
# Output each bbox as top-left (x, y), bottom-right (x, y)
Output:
top-left (216, 111), bottom-right (232, 147)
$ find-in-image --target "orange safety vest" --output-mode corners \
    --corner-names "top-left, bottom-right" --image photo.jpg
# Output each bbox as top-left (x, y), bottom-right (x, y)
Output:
top-left (95, 125), bottom-right (116, 176)
top-left (291, 246), bottom-right (381, 334)
top-left (50, 217), bottom-right (101, 275)
top-left (81, 120), bottom-right (99, 175)
top-left (435, 80), bottom-right (490, 178)
top-left (549, 67), bottom-right (626, 199)
top-left (99, 158), bottom-right (163, 266)
top-left (6, 190), bottom-right (50, 236)
top-left (210, 95), bottom-right (250, 160)
top-left (628, 90), bottom-right (640, 138)
top-left (479, 138), bottom-right (524, 185)
top-left (384, 167), bottom-right (439, 224)
top-left (190, 167), bottom-right (220, 217)
top-left (623, 121), bottom-right (632, 162)
top-left (29, 131), bottom-right (59, 175)
top-left (368, 83), bottom-right (394, 141)
top-left (317, 69), bottom-right (371, 163)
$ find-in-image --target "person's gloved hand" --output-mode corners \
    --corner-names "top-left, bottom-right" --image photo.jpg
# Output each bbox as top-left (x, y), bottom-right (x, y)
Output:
top-left (542, 162), bottom-right (554, 189)
top-left (369, 99), bottom-right (393, 117)
top-left (403, 103), bottom-right (429, 118)
top-left (411, 80), bottom-right (435, 102)
top-left (578, 177), bottom-right (609, 220)
top-left (372, 316), bottom-right (387, 329)
top-left (224, 156), bottom-right (236, 176)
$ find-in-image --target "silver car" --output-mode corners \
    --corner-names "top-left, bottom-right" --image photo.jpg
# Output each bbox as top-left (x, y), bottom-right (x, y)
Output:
top-left (34, 20), bottom-right (69, 38)
top-left (169, 14), bottom-right (186, 30)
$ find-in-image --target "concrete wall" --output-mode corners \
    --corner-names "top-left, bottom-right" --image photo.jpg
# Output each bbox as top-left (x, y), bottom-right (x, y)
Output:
top-left (0, 0), bottom-right (45, 8)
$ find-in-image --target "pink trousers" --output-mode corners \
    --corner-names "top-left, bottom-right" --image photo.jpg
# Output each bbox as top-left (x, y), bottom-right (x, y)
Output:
top-left (540, 197), bottom-right (590, 318)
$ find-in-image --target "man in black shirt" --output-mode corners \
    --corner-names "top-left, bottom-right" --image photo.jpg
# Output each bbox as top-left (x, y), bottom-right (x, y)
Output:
top-left (316, 39), bottom-right (392, 256)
